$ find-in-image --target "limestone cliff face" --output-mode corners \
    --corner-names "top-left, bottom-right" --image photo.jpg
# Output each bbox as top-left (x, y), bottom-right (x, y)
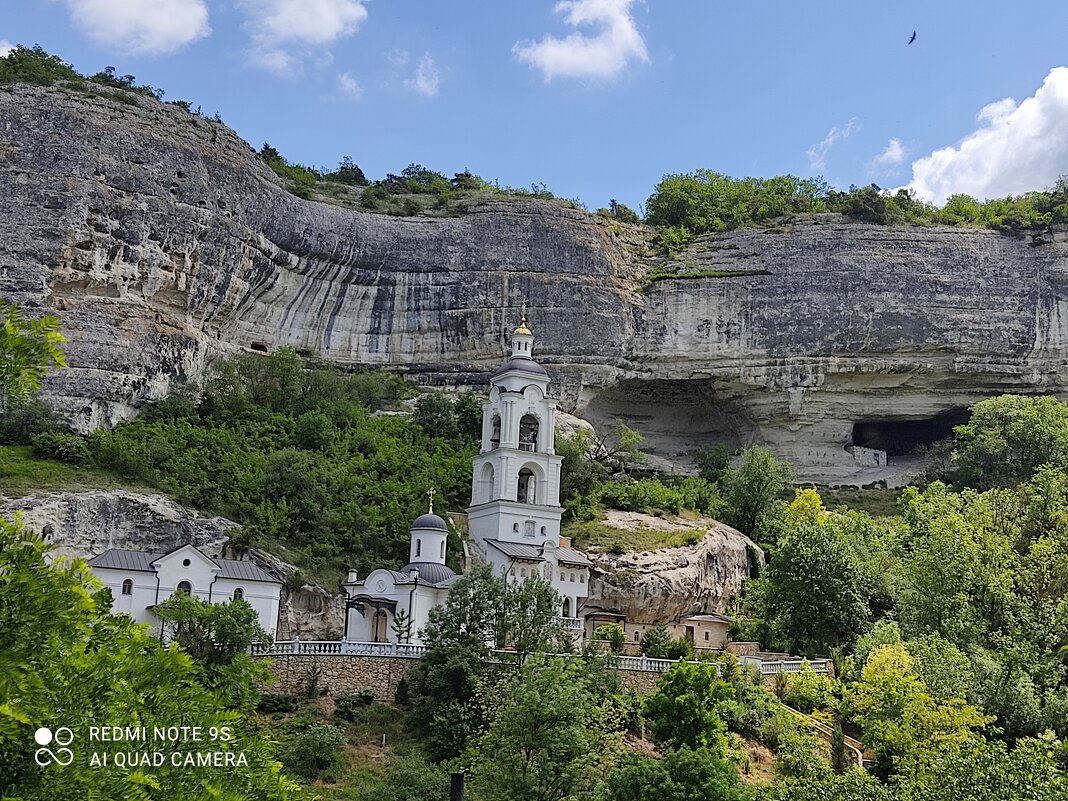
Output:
top-left (586, 515), bottom-right (761, 622)
top-left (4, 84), bottom-right (1068, 480)
top-left (0, 491), bottom-right (343, 638)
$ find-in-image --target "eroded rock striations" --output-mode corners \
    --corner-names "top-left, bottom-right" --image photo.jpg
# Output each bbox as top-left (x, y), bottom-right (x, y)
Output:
top-left (4, 85), bottom-right (1068, 480)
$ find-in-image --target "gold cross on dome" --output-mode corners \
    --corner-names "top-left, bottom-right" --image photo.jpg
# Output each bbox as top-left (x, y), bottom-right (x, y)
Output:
top-left (427, 487), bottom-right (436, 514)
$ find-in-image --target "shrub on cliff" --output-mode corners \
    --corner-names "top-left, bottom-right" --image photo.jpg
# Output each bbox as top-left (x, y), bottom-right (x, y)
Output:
top-left (29, 431), bottom-right (91, 465)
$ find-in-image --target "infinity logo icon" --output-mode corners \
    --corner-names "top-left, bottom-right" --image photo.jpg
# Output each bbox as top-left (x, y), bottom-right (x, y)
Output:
top-left (34, 727), bottom-right (74, 767)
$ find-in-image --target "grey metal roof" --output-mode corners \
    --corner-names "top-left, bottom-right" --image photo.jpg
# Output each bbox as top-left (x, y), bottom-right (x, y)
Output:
top-left (88, 549), bottom-right (278, 583)
top-left (411, 513), bottom-right (448, 531)
top-left (399, 561), bottom-right (457, 584)
top-left (214, 558), bottom-right (278, 583)
top-left (557, 547), bottom-right (592, 567)
top-left (88, 549), bottom-right (155, 572)
top-left (492, 356), bottom-right (548, 379)
top-left (484, 539), bottom-right (591, 567)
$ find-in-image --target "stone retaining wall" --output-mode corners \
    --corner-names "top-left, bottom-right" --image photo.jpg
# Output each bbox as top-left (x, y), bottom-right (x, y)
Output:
top-left (258, 654), bottom-right (663, 699)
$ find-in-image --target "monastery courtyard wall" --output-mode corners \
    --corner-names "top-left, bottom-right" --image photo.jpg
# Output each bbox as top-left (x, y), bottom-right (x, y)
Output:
top-left (259, 654), bottom-right (660, 700)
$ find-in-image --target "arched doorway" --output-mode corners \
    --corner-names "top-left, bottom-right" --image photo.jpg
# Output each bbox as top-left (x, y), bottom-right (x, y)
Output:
top-left (562, 598), bottom-right (571, 617)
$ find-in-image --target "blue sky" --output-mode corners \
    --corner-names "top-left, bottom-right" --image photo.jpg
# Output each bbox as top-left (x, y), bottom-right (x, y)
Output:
top-left (5, 1), bottom-right (1068, 212)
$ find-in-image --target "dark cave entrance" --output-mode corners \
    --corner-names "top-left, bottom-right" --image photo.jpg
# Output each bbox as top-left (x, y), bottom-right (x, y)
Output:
top-left (849, 408), bottom-right (969, 456)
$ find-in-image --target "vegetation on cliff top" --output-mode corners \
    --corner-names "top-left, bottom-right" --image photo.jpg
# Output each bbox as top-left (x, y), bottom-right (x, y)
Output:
top-left (5, 44), bottom-right (1066, 249)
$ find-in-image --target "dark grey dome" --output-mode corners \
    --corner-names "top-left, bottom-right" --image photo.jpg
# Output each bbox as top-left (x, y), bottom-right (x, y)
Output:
top-left (400, 562), bottom-right (457, 584)
top-left (492, 356), bottom-right (548, 378)
top-left (411, 513), bottom-right (448, 531)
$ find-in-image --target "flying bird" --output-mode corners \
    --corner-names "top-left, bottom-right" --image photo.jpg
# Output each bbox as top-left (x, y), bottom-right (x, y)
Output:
top-left (908, 30), bottom-right (917, 44)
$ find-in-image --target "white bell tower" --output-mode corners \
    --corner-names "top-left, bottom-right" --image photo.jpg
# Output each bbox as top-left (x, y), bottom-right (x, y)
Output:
top-left (467, 317), bottom-right (564, 548)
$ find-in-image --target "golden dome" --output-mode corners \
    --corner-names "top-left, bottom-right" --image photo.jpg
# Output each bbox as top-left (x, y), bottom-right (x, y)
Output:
top-left (513, 316), bottom-right (533, 336)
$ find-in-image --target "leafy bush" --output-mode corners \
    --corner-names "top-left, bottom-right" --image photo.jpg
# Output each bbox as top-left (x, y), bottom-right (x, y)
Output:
top-left (30, 431), bottom-right (91, 465)
top-left (0, 400), bottom-right (61, 444)
top-left (257, 692), bottom-right (298, 713)
top-left (600, 476), bottom-right (684, 514)
top-left (593, 623), bottom-right (627, 653)
top-left (281, 722), bottom-right (345, 779)
top-left (783, 665), bottom-right (833, 714)
top-left (334, 690), bottom-right (375, 721)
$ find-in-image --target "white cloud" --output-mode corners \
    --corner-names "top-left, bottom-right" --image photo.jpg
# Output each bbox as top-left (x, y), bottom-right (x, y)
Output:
top-left (0, 40), bottom-right (14, 58)
top-left (513, 0), bottom-right (649, 82)
top-left (337, 71), bottom-right (362, 99)
top-left (404, 53), bottom-right (440, 96)
top-left (873, 137), bottom-right (906, 167)
top-left (61, 0), bottom-right (210, 55)
top-left (238, 0), bottom-right (368, 74)
top-left (806, 117), bottom-right (859, 172)
top-left (907, 68), bottom-right (1068, 204)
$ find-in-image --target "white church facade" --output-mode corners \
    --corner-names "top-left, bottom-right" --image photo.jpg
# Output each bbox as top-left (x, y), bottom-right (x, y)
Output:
top-left (343, 317), bottom-right (591, 644)
top-left (88, 544), bottom-right (282, 639)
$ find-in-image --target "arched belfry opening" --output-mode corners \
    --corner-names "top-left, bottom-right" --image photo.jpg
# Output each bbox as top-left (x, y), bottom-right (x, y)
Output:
top-left (490, 414), bottom-right (501, 450)
top-left (517, 467), bottom-right (537, 504)
top-left (519, 413), bottom-right (540, 452)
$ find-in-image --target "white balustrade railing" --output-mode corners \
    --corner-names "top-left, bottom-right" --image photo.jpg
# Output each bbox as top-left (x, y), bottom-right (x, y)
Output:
top-left (561, 616), bottom-right (583, 631)
top-left (758, 659), bottom-right (831, 675)
top-left (251, 640), bottom-right (427, 658)
top-left (252, 641), bottom-right (828, 676)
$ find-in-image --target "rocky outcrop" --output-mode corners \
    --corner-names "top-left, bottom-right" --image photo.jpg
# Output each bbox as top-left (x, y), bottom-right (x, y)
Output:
top-left (586, 512), bottom-right (761, 622)
top-left (0, 490), bottom-right (234, 561)
top-left (4, 84), bottom-right (1068, 481)
top-left (0, 490), bottom-right (342, 638)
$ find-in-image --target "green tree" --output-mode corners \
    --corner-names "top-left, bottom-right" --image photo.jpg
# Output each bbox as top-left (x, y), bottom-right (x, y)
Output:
top-left (465, 656), bottom-right (618, 801)
top-left (499, 576), bottom-right (567, 662)
top-left (640, 624), bottom-right (673, 658)
top-left (410, 565), bottom-right (503, 761)
top-left (760, 490), bottom-right (870, 655)
top-left (692, 443), bottom-right (731, 483)
top-left (721, 446), bottom-right (794, 538)
top-left (391, 607), bottom-right (413, 642)
top-left (952, 395), bottom-right (1068, 488)
top-left (843, 644), bottom-right (990, 778)
top-left (604, 746), bottom-right (745, 801)
top-left (412, 392), bottom-right (458, 440)
top-left (594, 623), bottom-right (627, 654)
top-left (0, 515), bottom-right (304, 799)
top-left (643, 662), bottom-right (733, 751)
top-left (0, 301), bottom-right (66, 407)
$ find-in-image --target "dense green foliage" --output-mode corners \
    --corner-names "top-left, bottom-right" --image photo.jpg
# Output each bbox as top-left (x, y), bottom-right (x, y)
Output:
top-left (72, 349), bottom-right (477, 583)
top-left (644, 170), bottom-right (1068, 252)
top-left (0, 516), bottom-right (304, 799)
top-left (409, 566), bottom-right (568, 761)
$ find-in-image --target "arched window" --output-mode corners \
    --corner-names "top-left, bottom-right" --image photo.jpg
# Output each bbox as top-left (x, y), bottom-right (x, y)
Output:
top-left (540, 526), bottom-right (546, 535)
top-left (233, 588), bottom-right (244, 600)
top-left (416, 539), bottom-right (422, 558)
top-left (513, 522), bottom-right (520, 533)
top-left (562, 598), bottom-right (571, 617)
top-left (517, 468), bottom-right (537, 504)
top-left (633, 631), bottom-right (640, 642)
top-left (490, 415), bottom-right (501, 450)
top-left (176, 580), bottom-right (192, 595)
top-left (440, 540), bottom-right (445, 558)
top-left (121, 578), bottom-right (133, 595)
top-left (580, 573), bottom-right (586, 584)
top-left (519, 414), bottom-right (540, 452)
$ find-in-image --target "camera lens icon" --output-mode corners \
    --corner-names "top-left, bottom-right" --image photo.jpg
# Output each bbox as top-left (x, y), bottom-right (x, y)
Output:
top-left (34, 727), bottom-right (74, 767)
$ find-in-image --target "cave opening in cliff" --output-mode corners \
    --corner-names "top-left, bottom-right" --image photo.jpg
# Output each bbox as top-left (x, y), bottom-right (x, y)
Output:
top-left (849, 408), bottom-right (969, 456)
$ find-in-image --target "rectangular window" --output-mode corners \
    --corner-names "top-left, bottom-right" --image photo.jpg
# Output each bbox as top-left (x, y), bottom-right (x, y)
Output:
top-left (704, 631), bottom-right (709, 641)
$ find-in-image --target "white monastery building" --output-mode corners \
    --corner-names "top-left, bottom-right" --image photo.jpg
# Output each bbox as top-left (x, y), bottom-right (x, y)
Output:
top-left (344, 317), bottom-right (591, 644)
top-left (88, 543), bottom-right (282, 639)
